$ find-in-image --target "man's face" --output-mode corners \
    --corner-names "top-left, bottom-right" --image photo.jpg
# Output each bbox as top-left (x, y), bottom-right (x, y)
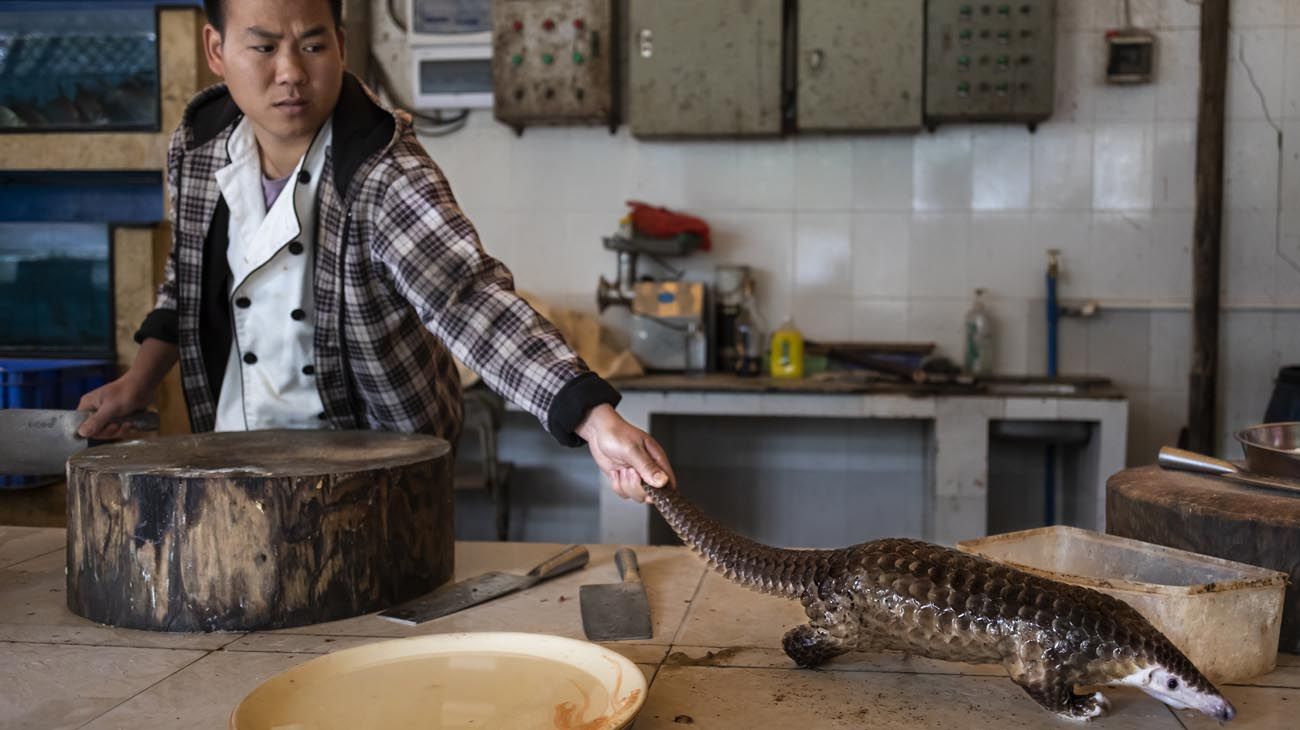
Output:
top-left (203, 0), bottom-right (345, 149)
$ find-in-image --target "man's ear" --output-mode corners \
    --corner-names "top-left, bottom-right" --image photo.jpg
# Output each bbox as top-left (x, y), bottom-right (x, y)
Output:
top-left (202, 23), bottom-right (226, 79)
top-left (336, 26), bottom-right (347, 66)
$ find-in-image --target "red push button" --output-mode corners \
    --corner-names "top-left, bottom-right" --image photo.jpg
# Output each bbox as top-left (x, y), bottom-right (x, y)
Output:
top-left (542, 18), bottom-right (555, 30)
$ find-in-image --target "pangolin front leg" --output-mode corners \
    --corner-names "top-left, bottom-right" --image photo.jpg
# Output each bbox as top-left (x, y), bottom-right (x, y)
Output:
top-left (1009, 669), bottom-right (1111, 722)
top-left (782, 624), bottom-right (850, 668)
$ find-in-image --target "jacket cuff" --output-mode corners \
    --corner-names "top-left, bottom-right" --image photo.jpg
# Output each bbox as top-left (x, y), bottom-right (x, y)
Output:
top-left (133, 308), bottom-right (179, 345)
top-left (546, 372), bottom-right (622, 447)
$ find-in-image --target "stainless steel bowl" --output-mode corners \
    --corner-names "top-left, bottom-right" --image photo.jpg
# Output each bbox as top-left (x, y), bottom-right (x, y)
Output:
top-left (1235, 422), bottom-right (1300, 479)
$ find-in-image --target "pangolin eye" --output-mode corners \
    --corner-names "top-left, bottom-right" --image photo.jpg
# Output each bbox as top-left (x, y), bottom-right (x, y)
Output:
top-left (1167, 678), bottom-right (1179, 691)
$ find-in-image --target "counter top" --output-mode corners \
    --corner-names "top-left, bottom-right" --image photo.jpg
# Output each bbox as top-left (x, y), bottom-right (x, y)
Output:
top-left (1, 527), bottom-right (1292, 729)
top-left (609, 373), bottom-right (1124, 400)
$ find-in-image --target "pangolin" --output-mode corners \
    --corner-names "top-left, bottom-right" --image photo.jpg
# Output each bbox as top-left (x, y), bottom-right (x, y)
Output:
top-left (646, 486), bottom-right (1236, 722)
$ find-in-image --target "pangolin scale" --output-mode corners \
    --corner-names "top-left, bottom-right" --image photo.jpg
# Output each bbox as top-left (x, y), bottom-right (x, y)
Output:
top-left (646, 486), bottom-right (1235, 722)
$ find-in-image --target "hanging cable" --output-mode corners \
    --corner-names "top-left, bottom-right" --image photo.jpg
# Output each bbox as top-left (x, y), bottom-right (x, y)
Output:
top-left (387, 0), bottom-right (407, 32)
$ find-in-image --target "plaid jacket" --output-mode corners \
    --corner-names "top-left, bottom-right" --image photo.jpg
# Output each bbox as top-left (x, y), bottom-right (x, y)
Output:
top-left (136, 74), bottom-right (619, 445)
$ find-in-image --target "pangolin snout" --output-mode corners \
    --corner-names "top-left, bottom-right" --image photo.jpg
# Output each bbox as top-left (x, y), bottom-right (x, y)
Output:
top-left (1215, 698), bottom-right (1236, 722)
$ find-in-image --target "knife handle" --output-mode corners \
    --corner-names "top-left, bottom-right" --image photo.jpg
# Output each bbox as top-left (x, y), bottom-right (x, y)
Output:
top-left (615, 547), bottom-right (642, 584)
top-left (527, 544), bottom-right (589, 580)
top-left (112, 411), bottom-right (160, 432)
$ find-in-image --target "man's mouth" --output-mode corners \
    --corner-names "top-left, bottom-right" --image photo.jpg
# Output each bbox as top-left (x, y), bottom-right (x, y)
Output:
top-left (274, 99), bottom-right (308, 109)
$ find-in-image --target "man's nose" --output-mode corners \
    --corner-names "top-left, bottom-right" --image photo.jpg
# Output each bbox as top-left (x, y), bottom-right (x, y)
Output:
top-left (276, 50), bottom-right (307, 85)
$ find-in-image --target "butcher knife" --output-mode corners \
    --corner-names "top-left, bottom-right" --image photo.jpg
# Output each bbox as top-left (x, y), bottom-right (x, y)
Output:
top-left (1158, 446), bottom-right (1300, 496)
top-left (377, 544), bottom-right (589, 625)
top-left (0, 409), bottom-right (160, 475)
top-left (579, 547), bottom-right (652, 641)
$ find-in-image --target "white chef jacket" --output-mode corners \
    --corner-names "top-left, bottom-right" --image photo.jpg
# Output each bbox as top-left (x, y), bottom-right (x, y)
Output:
top-left (211, 117), bottom-right (332, 431)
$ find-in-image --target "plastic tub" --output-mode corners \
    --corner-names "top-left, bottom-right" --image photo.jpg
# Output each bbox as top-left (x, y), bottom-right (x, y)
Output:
top-left (956, 525), bottom-right (1287, 683)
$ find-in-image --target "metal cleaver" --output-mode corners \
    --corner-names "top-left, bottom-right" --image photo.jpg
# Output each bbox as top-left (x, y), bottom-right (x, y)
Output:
top-left (0, 409), bottom-right (160, 475)
top-left (580, 547), bottom-right (653, 641)
top-left (378, 544), bottom-right (589, 626)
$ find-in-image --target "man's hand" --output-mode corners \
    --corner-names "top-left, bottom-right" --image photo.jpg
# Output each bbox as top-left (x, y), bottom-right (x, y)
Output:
top-left (76, 339), bottom-right (178, 439)
top-left (76, 372), bottom-right (157, 440)
top-left (576, 403), bottom-right (675, 502)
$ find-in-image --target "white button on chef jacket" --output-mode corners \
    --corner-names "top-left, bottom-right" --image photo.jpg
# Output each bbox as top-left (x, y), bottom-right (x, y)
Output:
top-left (212, 117), bottom-right (332, 431)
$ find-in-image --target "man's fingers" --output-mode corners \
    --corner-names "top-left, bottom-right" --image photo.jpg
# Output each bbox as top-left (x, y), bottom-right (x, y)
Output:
top-left (620, 467), bottom-right (647, 503)
top-left (625, 442), bottom-right (668, 488)
top-left (77, 410), bottom-right (112, 439)
top-left (642, 437), bottom-right (676, 488)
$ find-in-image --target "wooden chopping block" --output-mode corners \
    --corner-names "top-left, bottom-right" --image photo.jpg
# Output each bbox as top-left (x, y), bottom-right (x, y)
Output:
top-left (66, 430), bottom-right (453, 632)
top-left (1107, 464), bottom-right (1300, 653)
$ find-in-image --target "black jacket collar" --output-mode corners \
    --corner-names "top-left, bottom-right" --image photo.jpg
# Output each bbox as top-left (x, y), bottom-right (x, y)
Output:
top-left (181, 72), bottom-right (396, 200)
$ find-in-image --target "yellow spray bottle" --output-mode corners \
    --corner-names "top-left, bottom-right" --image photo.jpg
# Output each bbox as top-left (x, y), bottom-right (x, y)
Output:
top-left (769, 317), bottom-right (804, 379)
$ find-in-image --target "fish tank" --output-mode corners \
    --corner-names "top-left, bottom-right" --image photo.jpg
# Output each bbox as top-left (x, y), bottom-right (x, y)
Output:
top-left (0, 1), bottom-right (162, 132)
top-left (0, 222), bottom-right (114, 357)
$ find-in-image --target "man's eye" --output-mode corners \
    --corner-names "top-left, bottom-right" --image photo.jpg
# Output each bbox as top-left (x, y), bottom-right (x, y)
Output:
top-left (303, 44), bottom-right (325, 53)
top-left (251, 45), bottom-right (274, 53)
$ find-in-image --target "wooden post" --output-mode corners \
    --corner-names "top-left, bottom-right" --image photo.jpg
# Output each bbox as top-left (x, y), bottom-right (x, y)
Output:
top-left (1189, 0), bottom-right (1229, 455)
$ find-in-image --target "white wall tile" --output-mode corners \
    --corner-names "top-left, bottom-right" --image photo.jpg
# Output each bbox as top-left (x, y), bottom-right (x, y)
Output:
top-left (853, 136), bottom-right (915, 211)
top-left (1093, 0), bottom-right (1161, 29)
top-left (985, 295), bottom-right (1031, 374)
top-left (1094, 78), bottom-right (1157, 122)
top-left (907, 297), bottom-right (966, 361)
top-left (562, 127), bottom-right (638, 213)
top-left (1090, 212), bottom-right (1154, 300)
top-left (852, 298), bottom-right (909, 342)
top-left (706, 212), bottom-right (795, 333)
top-left (1287, 30), bottom-right (1300, 119)
top-left (790, 295), bottom-right (853, 342)
top-left (968, 213), bottom-right (1037, 298)
top-left (1160, 0), bottom-right (1202, 29)
top-left (1220, 311), bottom-right (1279, 453)
top-left (1031, 125), bottom-right (1094, 209)
top-left (1149, 210), bottom-right (1194, 301)
top-left (852, 213), bottom-right (910, 298)
top-left (909, 213), bottom-right (971, 298)
top-left (1230, 0), bottom-right (1287, 28)
top-left (1093, 124), bottom-right (1155, 210)
top-left (1053, 32), bottom-right (1098, 123)
top-left (912, 129), bottom-right (973, 211)
top-left (1148, 310), bottom-right (1192, 390)
top-left (1225, 120), bottom-right (1282, 211)
top-left (1155, 30), bottom-right (1201, 121)
top-left (630, 142), bottom-right (689, 209)
top-left (793, 213), bottom-right (852, 298)
top-left (794, 139), bottom-right (854, 211)
top-left (1086, 310), bottom-right (1153, 391)
top-left (1228, 29), bottom-right (1286, 122)
top-left (1221, 208), bottom-right (1280, 307)
top-left (507, 127), bottom-right (572, 211)
top-left (972, 128), bottom-right (1032, 210)
top-left (1152, 122), bottom-right (1196, 210)
top-left (1057, 0), bottom-right (1093, 30)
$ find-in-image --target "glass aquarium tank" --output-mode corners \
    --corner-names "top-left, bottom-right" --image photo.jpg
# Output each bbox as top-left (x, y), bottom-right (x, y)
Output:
top-left (0, 1), bottom-right (161, 132)
top-left (0, 223), bottom-right (114, 357)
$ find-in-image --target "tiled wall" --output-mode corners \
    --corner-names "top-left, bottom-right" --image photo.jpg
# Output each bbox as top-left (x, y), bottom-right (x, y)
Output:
top-left (421, 0), bottom-right (1300, 464)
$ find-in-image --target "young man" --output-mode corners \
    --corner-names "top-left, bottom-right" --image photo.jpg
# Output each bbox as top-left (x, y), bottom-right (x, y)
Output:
top-left (78, 0), bottom-right (669, 503)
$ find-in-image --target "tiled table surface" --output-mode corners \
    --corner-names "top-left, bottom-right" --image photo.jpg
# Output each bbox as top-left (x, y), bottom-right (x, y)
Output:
top-left (1, 526), bottom-right (1295, 729)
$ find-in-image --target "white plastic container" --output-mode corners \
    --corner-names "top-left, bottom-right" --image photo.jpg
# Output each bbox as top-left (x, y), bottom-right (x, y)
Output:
top-left (956, 525), bottom-right (1287, 683)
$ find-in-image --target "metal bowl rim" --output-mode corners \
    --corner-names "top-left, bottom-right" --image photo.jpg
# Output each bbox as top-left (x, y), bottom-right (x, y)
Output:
top-left (1234, 421), bottom-right (1300, 454)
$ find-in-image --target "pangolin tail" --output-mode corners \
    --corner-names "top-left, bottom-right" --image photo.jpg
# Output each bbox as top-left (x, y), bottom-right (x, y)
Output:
top-left (646, 486), bottom-right (833, 600)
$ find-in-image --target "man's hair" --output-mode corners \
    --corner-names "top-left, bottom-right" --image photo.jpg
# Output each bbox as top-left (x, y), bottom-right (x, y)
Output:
top-left (204, 0), bottom-right (343, 35)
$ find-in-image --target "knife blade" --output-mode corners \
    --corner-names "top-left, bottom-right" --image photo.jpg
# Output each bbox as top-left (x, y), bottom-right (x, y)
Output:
top-left (0, 409), bottom-right (159, 475)
top-left (377, 544), bottom-right (589, 625)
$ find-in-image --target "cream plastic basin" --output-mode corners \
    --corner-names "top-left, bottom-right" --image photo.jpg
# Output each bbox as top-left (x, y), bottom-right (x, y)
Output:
top-left (229, 632), bottom-right (647, 730)
top-left (957, 526), bottom-right (1287, 684)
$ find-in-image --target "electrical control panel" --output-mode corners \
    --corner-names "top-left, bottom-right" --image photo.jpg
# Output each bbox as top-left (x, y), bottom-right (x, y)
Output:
top-left (797, 0), bottom-right (924, 132)
top-left (491, 0), bottom-right (616, 131)
top-left (924, 0), bottom-right (1056, 127)
top-left (626, 0), bottom-right (784, 138)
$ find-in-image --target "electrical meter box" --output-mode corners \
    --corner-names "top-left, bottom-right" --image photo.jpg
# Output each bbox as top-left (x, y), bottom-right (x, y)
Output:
top-left (797, 0), bottom-right (924, 132)
top-left (408, 0), bottom-right (494, 110)
top-left (925, 0), bottom-right (1056, 126)
top-left (492, 0), bottom-right (616, 130)
top-left (626, 0), bottom-right (784, 138)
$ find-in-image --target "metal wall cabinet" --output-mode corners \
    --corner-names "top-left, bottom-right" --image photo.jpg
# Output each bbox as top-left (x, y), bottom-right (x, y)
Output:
top-left (796, 0), bottom-right (924, 132)
top-left (626, 0), bottom-right (784, 138)
top-left (492, 0), bottom-right (617, 131)
top-left (925, 0), bottom-right (1056, 126)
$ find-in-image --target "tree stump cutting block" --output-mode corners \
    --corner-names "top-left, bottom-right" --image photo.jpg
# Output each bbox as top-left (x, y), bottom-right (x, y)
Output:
top-left (1107, 464), bottom-right (1300, 653)
top-left (66, 430), bottom-right (454, 632)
